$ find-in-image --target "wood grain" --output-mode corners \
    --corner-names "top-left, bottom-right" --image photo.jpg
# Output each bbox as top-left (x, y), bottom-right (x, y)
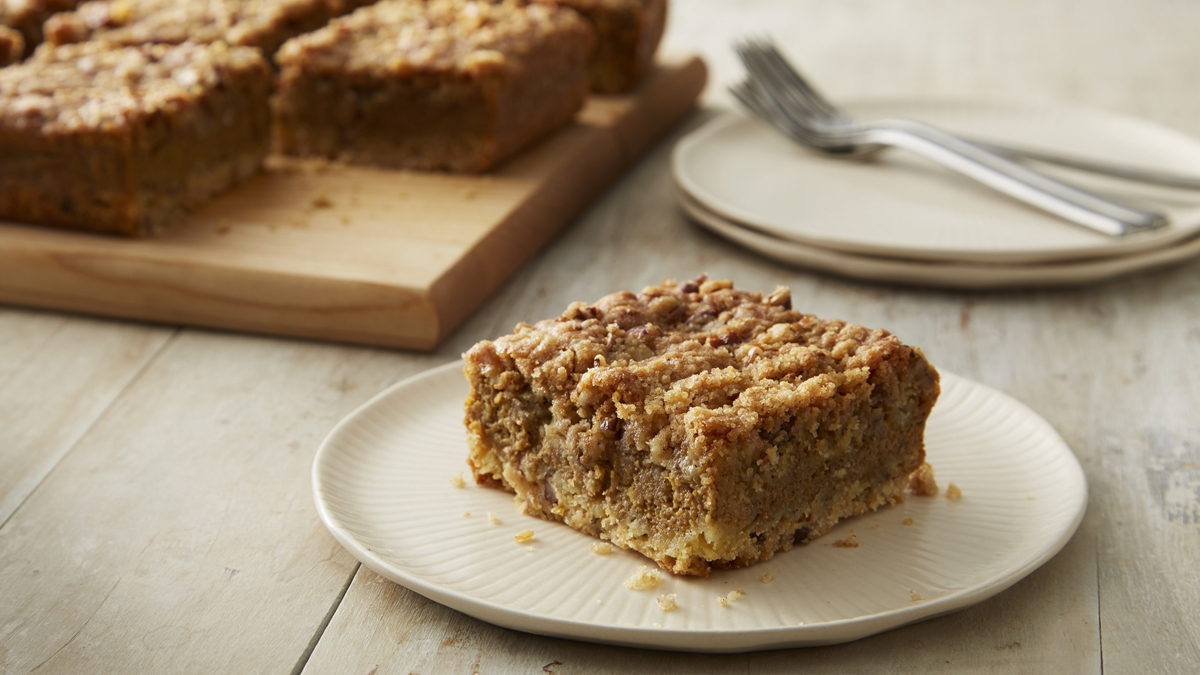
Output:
top-left (0, 57), bottom-right (707, 351)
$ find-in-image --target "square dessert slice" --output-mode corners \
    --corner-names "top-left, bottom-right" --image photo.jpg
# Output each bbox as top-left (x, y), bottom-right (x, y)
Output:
top-left (42, 0), bottom-right (357, 59)
top-left (1, 0), bottom-right (77, 63)
top-left (536, 0), bottom-right (666, 93)
top-left (463, 278), bottom-right (940, 576)
top-left (272, 0), bottom-right (592, 172)
top-left (0, 41), bottom-right (271, 236)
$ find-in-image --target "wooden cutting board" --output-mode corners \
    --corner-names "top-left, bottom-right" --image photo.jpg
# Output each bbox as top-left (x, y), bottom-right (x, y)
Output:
top-left (0, 57), bottom-right (707, 350)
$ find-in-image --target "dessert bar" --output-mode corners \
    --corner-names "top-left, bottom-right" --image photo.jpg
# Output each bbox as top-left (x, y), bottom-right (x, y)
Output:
top-left (0, 41), bottom-right (271, 236)
top-left (463, 278), bottom-right (940, 576)
top-left (272, 0), bottom-right (592, 172)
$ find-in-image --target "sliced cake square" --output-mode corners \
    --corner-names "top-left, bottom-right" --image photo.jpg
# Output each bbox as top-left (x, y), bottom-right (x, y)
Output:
top-left (271, 0), bottom-right (592, 172)
top-left (463, 278), bottom-right (940, 576)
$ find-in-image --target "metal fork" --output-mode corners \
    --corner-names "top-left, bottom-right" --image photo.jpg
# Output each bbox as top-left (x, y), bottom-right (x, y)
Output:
top-left (731, 39), bottom-right (1169, 237)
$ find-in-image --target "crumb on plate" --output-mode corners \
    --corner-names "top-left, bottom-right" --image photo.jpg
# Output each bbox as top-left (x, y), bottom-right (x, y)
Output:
top-left (624, 565), bottom-right (661, 590)
top-left (590, 542), bottom-right (613, 555)
top-left (946, 483), bottom-right (963, 500)
top-left (908, 462), bottom-right (938, 496)
top-left (656, 594), bottom-right (677, 612)
top-left (514, 529), bottom-right (535, 544)
top-left (717, 589), bottom-right (745, 607)
top-left (833, 534), bottom-right (859, 548)
top-left (488, 511), bottom-right (501, 525)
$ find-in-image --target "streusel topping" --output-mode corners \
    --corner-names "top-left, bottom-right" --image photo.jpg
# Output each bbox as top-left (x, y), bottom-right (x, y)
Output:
top-left (44, 0), bottom-right (334, 49)
top-left (275, 0), bottom-right (589, 76)
top-left (0, 41), bottom-right (267, 134)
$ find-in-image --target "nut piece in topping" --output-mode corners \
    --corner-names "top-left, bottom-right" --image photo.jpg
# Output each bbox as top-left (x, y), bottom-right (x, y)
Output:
top-left (0, 41), bottom-right (270, 236)
top-left (624, 565), bottom-right (661, 590)
top-left (272, 0), bottom-right (592, 173)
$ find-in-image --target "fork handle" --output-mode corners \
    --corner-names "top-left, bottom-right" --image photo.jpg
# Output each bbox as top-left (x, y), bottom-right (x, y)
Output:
top-left (867, 120), bottom-right (1168, 236)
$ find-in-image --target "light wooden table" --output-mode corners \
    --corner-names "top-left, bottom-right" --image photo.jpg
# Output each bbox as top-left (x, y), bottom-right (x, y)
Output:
top-left (3, 1), bottom-right (1199, 672)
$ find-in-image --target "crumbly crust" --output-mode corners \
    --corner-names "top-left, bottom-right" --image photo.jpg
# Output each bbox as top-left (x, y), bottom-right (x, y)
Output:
top-left (0, 41), bottom-right (271, 235)
top-left (463, 277), bottom-right (940, 576)
top-left (273, 0), bottom-right (591, 172)
top-left (43, 0), bottom-right (351, 57)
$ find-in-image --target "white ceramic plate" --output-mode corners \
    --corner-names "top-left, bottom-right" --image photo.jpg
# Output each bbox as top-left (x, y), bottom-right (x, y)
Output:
top-left (679, 189), bottom-right (1200, 290)
top-left (673, 102), bottom-right (1200, 264)
top-left (314, 361), bottom-right (1087, 653)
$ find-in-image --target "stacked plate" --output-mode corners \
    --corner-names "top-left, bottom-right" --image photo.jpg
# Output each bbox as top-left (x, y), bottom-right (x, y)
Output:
top-left (673, 101), bottom-right (1200, 289)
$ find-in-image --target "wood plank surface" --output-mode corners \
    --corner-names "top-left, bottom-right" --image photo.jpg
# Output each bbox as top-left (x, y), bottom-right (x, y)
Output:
top-left (0, 57), bottom-right (707, 351)
top-left (0, 310), bottom-right (173, 525)
top-left (1, 1), bottom-right (1199, 673)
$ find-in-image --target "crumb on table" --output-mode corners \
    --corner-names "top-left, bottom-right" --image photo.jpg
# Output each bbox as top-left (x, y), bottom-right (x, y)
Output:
top-left (902, 517), bottom-right (914, 526)
top-left (946, 483), bottom-right (963, 501)
top-left (624, 565), bottom-right (661, 590)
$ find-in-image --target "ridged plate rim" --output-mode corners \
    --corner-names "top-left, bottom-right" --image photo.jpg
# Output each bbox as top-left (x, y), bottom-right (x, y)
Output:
top-left (313, 360), bottom-right (1087, 652)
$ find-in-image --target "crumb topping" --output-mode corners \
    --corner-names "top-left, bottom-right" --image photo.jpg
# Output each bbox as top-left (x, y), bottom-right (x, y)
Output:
top-left (43, 0), bottom-right (335, 51)
top-left (0, 41), bottom-right (266, 134)
top-left (276, 0), bottom-right (589, 77)
top-left (466, 276), bottom-right (935, 475)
